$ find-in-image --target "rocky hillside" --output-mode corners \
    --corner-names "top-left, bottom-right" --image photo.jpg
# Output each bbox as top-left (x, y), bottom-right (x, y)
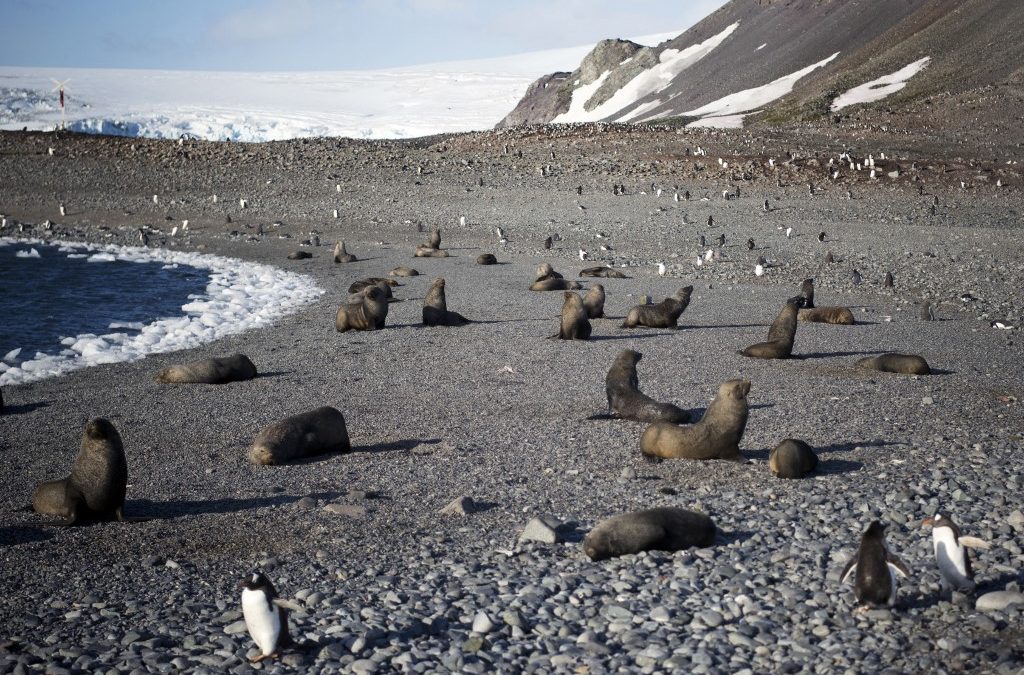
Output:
top-left (498, 0), bottom-right (1024, 132)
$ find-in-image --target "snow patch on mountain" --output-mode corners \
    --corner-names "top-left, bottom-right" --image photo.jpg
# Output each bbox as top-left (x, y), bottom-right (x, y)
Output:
top-left (831, 56), bottom-right (930, 111)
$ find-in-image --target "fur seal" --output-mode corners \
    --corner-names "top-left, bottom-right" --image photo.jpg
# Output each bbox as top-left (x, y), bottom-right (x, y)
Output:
top-left (249, 406), bottom-right (351, 465)
top-left (31, 418), bottom-right (129, 524)
top-left (427, 228), bottom-right (441, 249)
top-left (531, 277), bottom-right (582, 291)
top-left (422, 277), bottom-right (471, 326)
top-left (605, 349), bottom-right (690, 423)
top-left (476, 253), bottom-right (497, 265)
top-left (414, 244), bottom-right (449, 258)
top-left (389, 266), bottom-right (419, 277)
top-left (769, 439), bottom-right (818, 478)
top-left (800, 279), bottom-right (815, 309)
top-left (584, 507), bottom-right (716, 561)
top-left (855, 353), bottom-right (931, 375)
top-left (348, 277), bottom-right (399, 299)
top-left (640, 379), bottom-right (750, 461)
top-left (535, 262), bottom-right (563, 279)
top-left (798, 306), bottom-right (855, 325)
top-left (333, 241), bottom-right (357, 263)
top-left (739, 296), bottom-right (804, 359)
top-left (154, 354), bottom-right (257, 384)
top-left (335, 286), bottom-right (388, 332)
top-left (287, 251), bottom-right (312, 260)
top-left (583, 284), bottom-right (605, 319)
top-left (579, 266), bottom-right (629, 279)
top-left (620, 287), bottom-right (693, 329)
top-left (554, 291), bottom-right (591, 340)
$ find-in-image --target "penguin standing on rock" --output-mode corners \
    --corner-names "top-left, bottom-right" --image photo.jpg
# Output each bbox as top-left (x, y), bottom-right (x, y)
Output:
top-left (240, 572), bottom-right (294, 663)
top-left (922, 513), bottom-right (990, 594)
top-left (839, 521), bottom-right (911, 610)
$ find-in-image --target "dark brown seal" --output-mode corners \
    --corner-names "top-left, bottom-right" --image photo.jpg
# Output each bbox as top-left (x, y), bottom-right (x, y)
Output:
top-left (640, 379), bottom-right (750, 461)
top-left (249, 406), bottom-right (351, 465)
top-left (389, 266), bottom-right (419, 277)
top-left (855, 353), bottom-right (931, 375)
top-left (348, 277), bottom-right (399, 299)
top-left (579, 266), bottom-right (629, 279)
top-left (422, 277), bottom-right (471, 326)
top-left (531, 277), bottom-right (582, 291)
top-left (554, 291), bottom-right (591, 340)
top-left (621, 287), bottom-right (693, 328)
top-left (769, 439), bottom-right (819, 479)
top-left (287, 251), bottom-right (312, 260)
top-left (584, 508), bottom-right (716, 561)
top-left (800, 279), bottom-right (815, 309)
top-left (154, 354), bottom-right (258, 384)
top-left (333, 240), bottom-right (357, 263)
top-left (476, 253), bottom-right (497, 265)
top-left (414, 244), bottom-right (449, 258)
top-left (427, 228), bottom-right (441, 249)
top-left (739, 296), bottom-right (804, 359)
top-left (335, 286), bottom-right (388, 332)
top-left (606, 349), bottom-right (690, 424)
top-left (798, 306), bottom-right (855, 325)
top-left (583, 284), bottom-right (605, 319)
top-left (31, 418), bottom-right (129, 525)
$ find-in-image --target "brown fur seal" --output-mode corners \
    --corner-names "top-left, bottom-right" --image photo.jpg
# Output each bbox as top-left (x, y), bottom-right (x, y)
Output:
top-left (531, 277), bottom-right (582, 291)
top-left (427, 228), bottom-right (441, 249)
top-left (389, 266), bottom-right (419, 277)
top-left (154, 354), bottom-right (257, 384)
top-left (640, 379), bottom-right (750, 461)
top-left (249, 407), bottom-right (350, 465)
top-left (476, 253), bottom-right (497, 265)
top-left (31, 418), bottom-right (129, 524)
top-left (855, 353), bottom-right (931, 375)
top-left (414, 244), bottom-right (449, 258)
top-left (769, 439), bottom-right (819, 479)
top-left (287, 251), bottom-right (312, 260)
top-left (621, 287), bottom-right (693, 329)
top-left (583, 284), bottom-right (605, 319)
top-left (579, 266), bottom-right (629, 279)
top-left (535, 262), bottom-right (563, 280)
top-left (584, 508), bottom-right (716, 561)
top-left (335, 286), bottom-right (388, 332)
top-left (348, 277), bottom-right (399, 299)
top-left (798, 306), bottom-right (855, 325)
top-left (800, 279), bottom-right (815, 309)
top-left (739, 296), bottom-right (804, 359)
top-left (422, 278), bottom-right (470, 326)
top-left (554, 291), bottom-right (591, 340)
top-left (606, 350), bottom-right (690, 424)
top-left (333, 241), bottom-right (357, 263)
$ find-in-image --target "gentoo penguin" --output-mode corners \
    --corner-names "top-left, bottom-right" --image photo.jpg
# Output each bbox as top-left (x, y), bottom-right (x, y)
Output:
top-left (840, 521), bottom-right (911, 610)
top-left (922, 513), bottom-right (990, 593)
top-left (717, 233), bottom-right (726, 247)
top-left (543, 236), bottom-right (552, 250)
top-left (851, 269), bottom-right (862, 286)
top-left (240, 572), bottom-right (292, 662)
top-left (747, 238), bottom-right (755, 250)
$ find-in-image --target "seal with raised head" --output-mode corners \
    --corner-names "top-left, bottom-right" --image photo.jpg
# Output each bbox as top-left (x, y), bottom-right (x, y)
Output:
top-left (476, 253), bottom-right (497, 265)
top-left (335, 286), bottom-right (388, 332)
top-left (640, 379), bottom-right (750, 461)
top-left (605, 349), bottom-right (690, 424)
top-left (249, 406), bottom-right (351, 465)
top-left (798, 306), bottom-right (855, 325)
top-left (583, 284), bottom-right (605, 319)
top-left (584, 507), bottom-right (716, 561)
top-left (855, 353), bottom-right (931, 375)
top-left (579, 266), bottom-right (629, 279)
top-left (427, 228), bottom-right (441, 249)
top-left (554, 291), bottom-right (591, 340)
top-left (333, 240), bottom-right (356, 263)
top-left (389, 266), bottom-right (419, 277)
top-left (31, 418), bottom-right (129, 525)
top-left (769, 439), bottom-right (818, 478)
top-left (621, 286), bottom-right (693, 329)
top-left (422, 277), bottom-right (471, 326)
top-left (739, 296), bottom-right (804, 359)
top-left (800, 278), bottom-right (815, 309)
top-left (535, 262), bottom-right (563, 280)
top-left (154, 354), bottom-right (258, 384)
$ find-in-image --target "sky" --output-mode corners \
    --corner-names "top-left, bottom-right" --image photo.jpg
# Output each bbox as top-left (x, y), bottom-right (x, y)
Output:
top-left (0, 0), bottom-right (729, 72)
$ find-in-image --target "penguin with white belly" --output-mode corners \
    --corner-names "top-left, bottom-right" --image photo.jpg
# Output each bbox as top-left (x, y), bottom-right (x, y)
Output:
top-left (922, 513), bottom-right (990, 594)
top-left (240, 572), bottom-right (293, 662)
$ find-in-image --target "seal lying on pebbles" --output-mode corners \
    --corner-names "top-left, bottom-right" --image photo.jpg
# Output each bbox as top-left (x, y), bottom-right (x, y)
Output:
top-left (414, 244), bottom-right (449, 258)
top-left (154, 354), bottom-right (257, 384)
top-left (739, 296), bottom-right (804, 359)
top-left (287, 251), bottom-right (312, 260)
top-left (333, 240), bottom-right (357, 263)
top-left (554, 291), bottom-right (591, 340)
top-left (531, 263), bottom-right (581, 291)
top-left (335, 286), bottom-right (388, 332)
top-left (31, 418), bottom-right (129, 524)
top-left (249, 406), bottom-right (350, 465)
top-left (583, 284), bottom-right (605, 319)
top-left (621, 287), bottom-right (693, 328)
top-left (769, 439), bottom-right (819, 478)
top-left (423, 278), bottom-right (471, 326)
top-left (584, 508), bottom-right (716, 560)
top-left (606, 349), bottom-right (690, 423)
top-left (640, 379), bottom-right (750, 461)
top-left (798, 306), bottom-right (855, 325)
top-left (535, 262), bottom-right (562, 280)
top-left (856, 353), bottom-right (931, 375)
top-left (579, 266), bottom-right (629, 279)
top-left (389, 266), bottom-right (419, 277)
top-left (348, 277), bottom-right (399, 300)
top-left (476, 253), bottom-right (497, 265)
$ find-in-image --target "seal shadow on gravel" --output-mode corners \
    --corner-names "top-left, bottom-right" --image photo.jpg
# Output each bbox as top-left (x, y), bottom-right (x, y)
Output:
top-left (0, 525), bottom-right (55, 547)
top-left (358, 438), bottom-right (444, 454)
top-left (129, 491), bottom-right (344, 519)
top-left (0, 401), bottom-right (51, 415)
top-left (589, 332), bottom-right (675, 341)
top-left (796, 350), bottom-right (888, 359)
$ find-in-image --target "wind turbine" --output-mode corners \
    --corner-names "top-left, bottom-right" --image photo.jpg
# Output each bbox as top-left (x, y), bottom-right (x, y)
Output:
top-left (50, 78), bottom-right (71, 129)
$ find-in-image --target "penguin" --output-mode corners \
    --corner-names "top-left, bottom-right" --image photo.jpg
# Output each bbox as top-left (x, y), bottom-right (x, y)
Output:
top-left (543, 236), bottom-right (552, 250)
top-left (763, 199), bottom-right (770, 212)
top-left (754, 263), bottom-right (764, 277)
top-left (240, 572), bottom-right (292, 662)
top-left (922, 513), bottom-right (990, 594)
top-left (839, 521), bottom-right (911, 610)
top-left (817, 231), bottom-right (826, 243)
top-left (919, 301), bottom-right (936, 321)
top-left (717, 233), bottom-right (726, 247)
top-left (746, 238), bottom-right (755, 250)
top-left (699, 234), bottom-right (706, 248)
top-left (657, 262), bottom-right (666, 276)
top-left (884, 272), bottom-right (894, 289)
top-left (59, 203), bottom-right (66, 217)
top-left (824, 251), bottom-right (834, 264)
top-left (851, 269), bottom-right (862, 286)
top-left (579, 249), bottom-right (588, 261)
top-left (785, 227), bottom-right (793, 238)
top-left (152, 194), bottom-right (159, 205)
top-left (707, 215), bottom-right (714, 227)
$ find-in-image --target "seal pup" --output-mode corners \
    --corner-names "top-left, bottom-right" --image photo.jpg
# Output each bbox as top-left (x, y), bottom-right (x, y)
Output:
top-left (240, 572), bottom-right (293, 662)
top-left (583, 284), bottom-right (605, 319)
top-left (348, 277), bottom-right (399, 300)
top-left (535, 262), bottom-right (563, 280)
top-left (554, 292), bottom-right (591, 340)
top-left (579, 266), bottom-right (629, 279)
top-left (427, 228), bottom-right (441, 249)
top-left (605, 349), bottom-right (690, 424)
top-left (855, 353), bottom-right (931, 375)
top-left (798, 306), bottom-right (855, 325)
top-left (584, 508), bottom-right (716, 561)
top-left (287, 251), bottom-right (312, 260)
top-left (154, 354), bottom-right (257, 384)
top-left (389, 266), bottom-right (419, 277)
top-left (249, 406), bottom-right (351, 465)
top-left (422, 277), bottom-right (471, 326)
top-left (333, 241), bottom-right (357, 263)
top-left (799, 279), bottom-right (815, 309)
top-left (769, 439), bottom-right (818, 478)
top-left (640, 379), bottom-right (750, 461)
top-left (621, 287), bottom-right (693, 329)
top-left (476, 253), bottom-right (497, 265)
top-left (921, 513), bottom-right (990, 594)
top-left (739, 296), bottom-right (804, 359)
top-left (31, 418), bottom-right (129, 525)
top-left (839, 521), bottom-right (911, 610)
top-left (335, 286), bottom-right (388, 332)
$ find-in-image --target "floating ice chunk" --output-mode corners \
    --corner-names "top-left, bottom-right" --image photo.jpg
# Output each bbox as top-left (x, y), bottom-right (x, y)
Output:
top-left (109, 321), bottom-right (145, 330)
top-left (2, 347), bottom-right (22, 363)
top-left (15, 248), bottom-right (40, 258)
top-left (67, 253), bottom-right (88, 259)
top-left (87, 252), bottom-right (117, 262)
